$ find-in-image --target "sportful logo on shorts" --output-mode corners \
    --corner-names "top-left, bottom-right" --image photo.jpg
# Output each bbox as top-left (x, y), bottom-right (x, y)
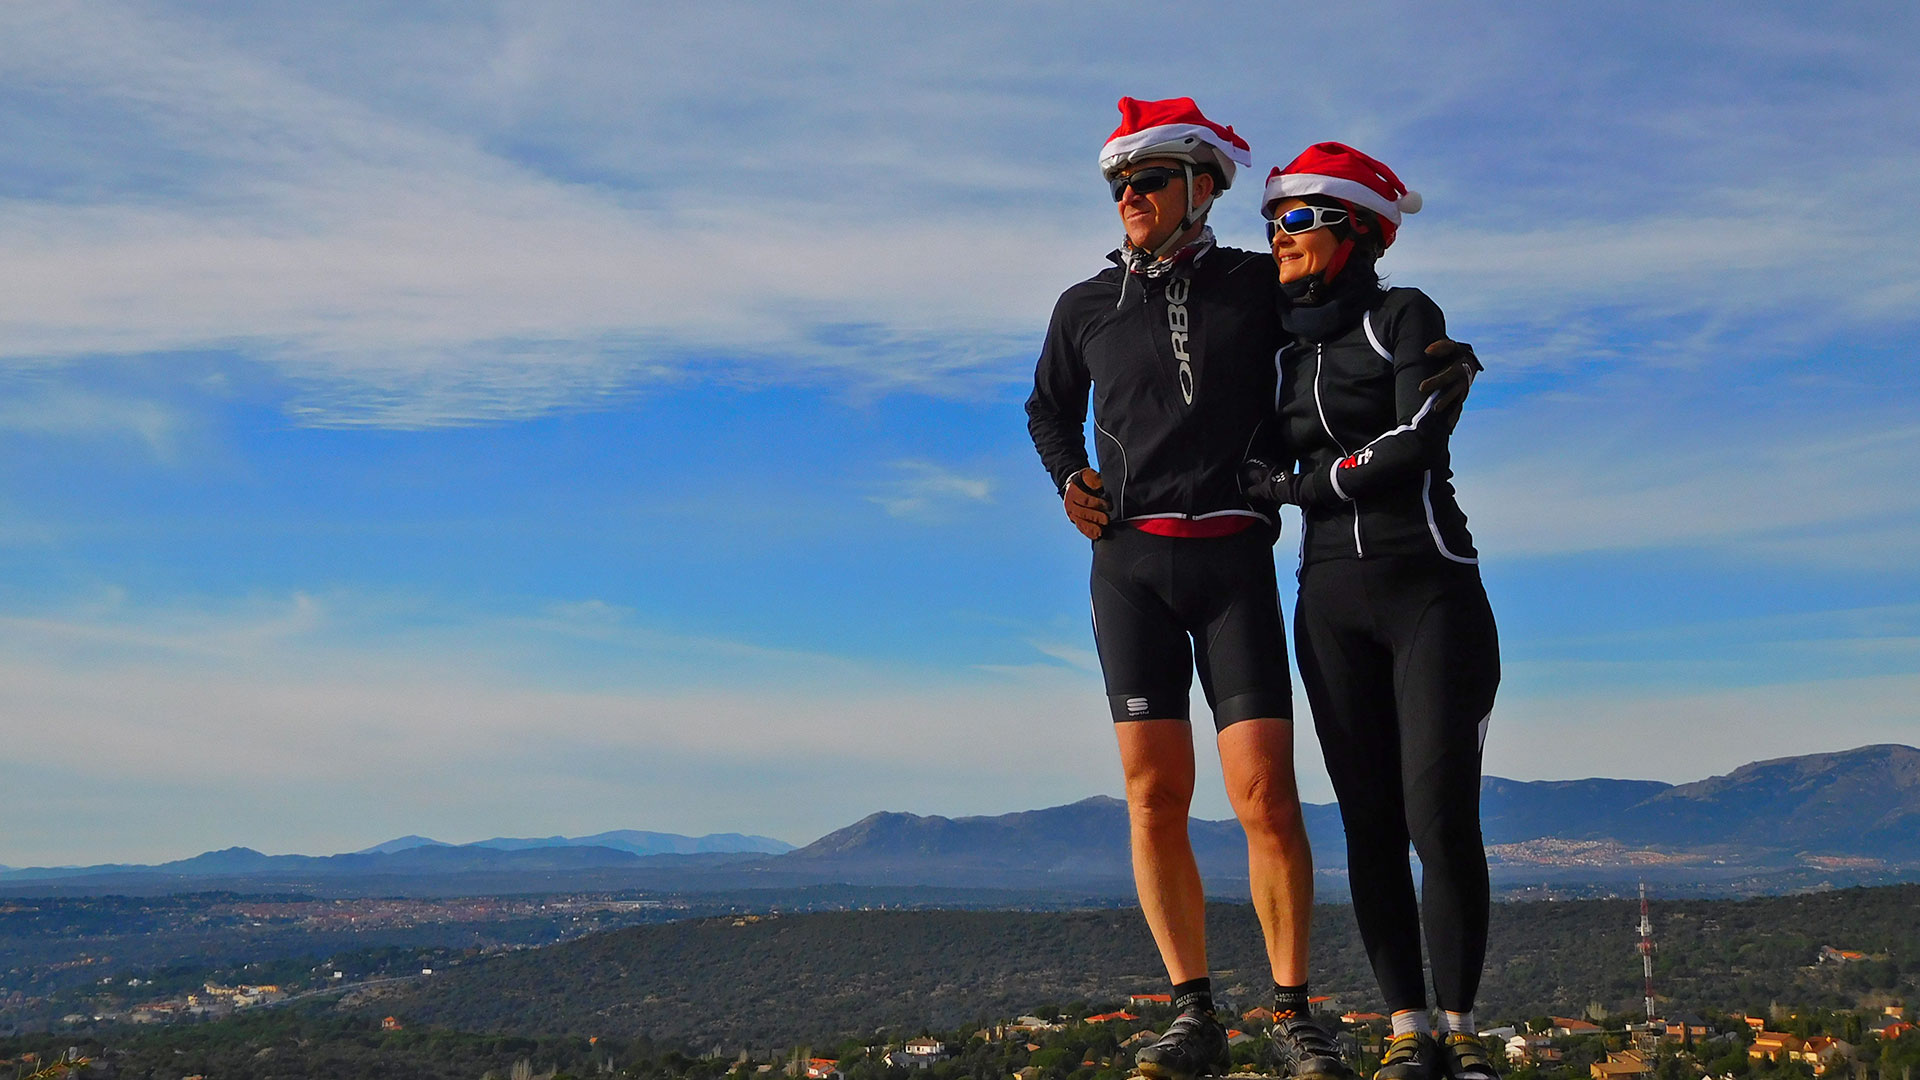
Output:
top-left (1126, 697), bottom-right (1151, 717)
top-left (1166, 276), bottom-right (1194, 405)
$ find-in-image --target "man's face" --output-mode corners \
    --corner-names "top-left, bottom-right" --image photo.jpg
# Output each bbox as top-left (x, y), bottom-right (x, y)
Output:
top-left (1112, 157), bottom-right (1212, 252)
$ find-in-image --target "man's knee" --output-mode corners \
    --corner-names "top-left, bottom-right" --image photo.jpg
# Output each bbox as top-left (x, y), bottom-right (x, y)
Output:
top-left (1219, 720), bottom-right (1303, 836)
top-left (1125, 774), bottom-right (1194, 833)
top-left (1233, 769), bottom-right (1306, 841)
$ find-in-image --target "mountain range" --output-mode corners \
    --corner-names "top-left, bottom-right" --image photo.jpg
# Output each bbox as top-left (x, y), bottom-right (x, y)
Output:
top-left (776, 744), bottom-right (1920, 880)
top-left (4, 744), bottom-right (1915, 897)
top-left (0, 829), bottom-right (793, 887)
top-left (355, 829), bottom-right (794, 857)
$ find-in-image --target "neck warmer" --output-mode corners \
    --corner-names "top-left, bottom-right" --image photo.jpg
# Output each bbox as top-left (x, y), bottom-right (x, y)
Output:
top-left (1279, 252), bottom-right (1382, 342)
top-left (1122, 225), bottom-right (1215, 278)
top-left (1112, 226), bottom-right (1215, 308)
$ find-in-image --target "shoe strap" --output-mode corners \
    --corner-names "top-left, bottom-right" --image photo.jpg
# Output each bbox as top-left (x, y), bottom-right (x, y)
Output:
top-left (1445, 1034), bottom-right (1493, 1071)
top-left (1278, 1016), bottom-right (1338, 1056)
top-left (1445, 1035), bottom-right (1485, 1051)
top-left (1383, 1033), bottom-right (1425, 1065)
top-left (1165, 1011), bottom-right (1216, 1037)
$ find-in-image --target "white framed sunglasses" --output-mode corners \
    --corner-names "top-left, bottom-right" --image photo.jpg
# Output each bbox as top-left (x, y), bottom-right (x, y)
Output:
top-left (1265, 204), bottom-right (1348, 240)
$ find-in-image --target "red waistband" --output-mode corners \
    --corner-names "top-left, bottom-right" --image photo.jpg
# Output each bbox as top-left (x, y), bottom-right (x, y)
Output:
top-left (1133, 516), bottom-right (1258, 538)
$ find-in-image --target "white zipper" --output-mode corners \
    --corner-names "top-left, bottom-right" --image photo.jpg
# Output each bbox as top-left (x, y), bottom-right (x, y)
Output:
top-left (1311, 342), bottom-right (1363, 557)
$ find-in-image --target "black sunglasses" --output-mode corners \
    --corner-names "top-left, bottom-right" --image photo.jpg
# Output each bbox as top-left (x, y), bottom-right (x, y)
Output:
top-left (1109, 166), bottom-right (1184, 202)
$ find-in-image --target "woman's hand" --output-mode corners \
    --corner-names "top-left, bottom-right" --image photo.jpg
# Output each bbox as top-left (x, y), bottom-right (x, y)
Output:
top-left (1419, 339), bottom-right (1481, 427)
top-left (1241, 458), bottom-right (1300, 506)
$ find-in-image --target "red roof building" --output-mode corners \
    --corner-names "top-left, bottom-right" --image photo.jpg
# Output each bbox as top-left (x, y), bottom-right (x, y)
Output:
top-left (1750, 1032), bottom-right (1803, 1063)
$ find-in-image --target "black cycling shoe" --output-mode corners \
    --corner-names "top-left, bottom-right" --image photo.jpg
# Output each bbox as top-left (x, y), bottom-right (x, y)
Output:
top-left (1439, 1032), bottom-right (1498, 1080)
top-left (1375, 1032), bottom-right (1438, 1080)
top-left (1270, 1014), bottom-right (1358, 1080)
top-left (1135, 1010), bottom-right (1232, 1080)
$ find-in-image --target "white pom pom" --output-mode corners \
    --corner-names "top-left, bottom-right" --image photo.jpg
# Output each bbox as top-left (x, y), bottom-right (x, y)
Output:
top-left (1399, 190), bottom-right (1423, 214)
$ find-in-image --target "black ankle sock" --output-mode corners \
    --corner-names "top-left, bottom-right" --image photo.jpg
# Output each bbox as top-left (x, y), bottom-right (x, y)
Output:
top-left (1273, 982), bottom-right (1310, 1019)
top-left (1172, 977), bottom-right (1215, 1016)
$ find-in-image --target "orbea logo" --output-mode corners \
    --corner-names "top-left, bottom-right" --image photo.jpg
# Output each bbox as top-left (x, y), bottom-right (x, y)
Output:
top-left (1166, 276), bottom-right (1194, 405)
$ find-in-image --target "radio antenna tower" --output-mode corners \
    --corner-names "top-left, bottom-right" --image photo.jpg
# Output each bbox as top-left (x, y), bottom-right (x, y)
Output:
top-left (1636, 882), bottom-right (1656, 1022)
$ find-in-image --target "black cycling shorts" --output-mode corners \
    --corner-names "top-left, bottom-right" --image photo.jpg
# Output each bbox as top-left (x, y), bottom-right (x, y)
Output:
top-left (1089, 524), bottom-right (1293, 730)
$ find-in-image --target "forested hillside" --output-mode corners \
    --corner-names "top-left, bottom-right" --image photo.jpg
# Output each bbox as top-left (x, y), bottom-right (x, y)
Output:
top-left (367, 886), bottom-right (1919, 1048)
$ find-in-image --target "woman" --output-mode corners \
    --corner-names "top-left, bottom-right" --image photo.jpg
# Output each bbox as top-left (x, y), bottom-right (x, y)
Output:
top-left (1242, 143), bottom-right (1502, 1080)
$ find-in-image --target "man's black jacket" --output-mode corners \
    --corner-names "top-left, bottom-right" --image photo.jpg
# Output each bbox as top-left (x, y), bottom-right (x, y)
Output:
top-left (1025, 245), bottom-right (1285, 527)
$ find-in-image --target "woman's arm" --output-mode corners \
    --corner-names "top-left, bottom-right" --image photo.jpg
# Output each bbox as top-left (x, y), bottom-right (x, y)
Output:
top-left (1244, 292), bottom-right (1472, 507)
top-left (1318, 291), bottom-right (1456, 502)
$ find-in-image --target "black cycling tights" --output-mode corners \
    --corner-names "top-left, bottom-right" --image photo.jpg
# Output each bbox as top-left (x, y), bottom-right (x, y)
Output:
top-left (1293, 555), bottom-right (1500, 1014)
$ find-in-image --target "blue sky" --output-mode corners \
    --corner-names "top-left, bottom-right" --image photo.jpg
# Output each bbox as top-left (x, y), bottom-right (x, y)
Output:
top-left (2, 3), bottom-right (1917, 865)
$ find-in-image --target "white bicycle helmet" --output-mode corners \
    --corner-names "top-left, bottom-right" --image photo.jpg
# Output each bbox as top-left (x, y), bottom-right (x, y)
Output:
top-left (1100, 96), bottom-right (1253, 257)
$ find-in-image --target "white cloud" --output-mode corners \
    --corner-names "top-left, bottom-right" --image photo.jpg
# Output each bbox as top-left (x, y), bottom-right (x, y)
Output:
top-left (1022, 639), bottom-right (1102, 675)
top-left (0, 5), bottom-right (1103, 426)
top-left (1, 5), bottom-right (1916, 427)
top-left (1393, 198), bottom-right (1920, 355)
top-left (0, 381), bottom-right (189, 458)
top-left (867, 460), bottom-right (995, 521)
top-left (0, 591), bottom-right (324, 661)
top-left (1453, 398), bottom-right (1920, 564)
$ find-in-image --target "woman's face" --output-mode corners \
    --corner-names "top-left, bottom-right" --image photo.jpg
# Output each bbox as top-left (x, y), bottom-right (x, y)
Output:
top-left (1268, 197), bottom-right (1343, 285)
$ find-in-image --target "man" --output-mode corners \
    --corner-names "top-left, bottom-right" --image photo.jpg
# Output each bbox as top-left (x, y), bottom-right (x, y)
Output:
top-left (1025, 98), bottom-right (1474, 1080)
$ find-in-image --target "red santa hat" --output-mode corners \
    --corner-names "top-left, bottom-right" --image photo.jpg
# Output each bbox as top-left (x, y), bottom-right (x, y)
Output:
top-left (1263, 142), bottom-right (1422, 248)
top-left (1100, 97), bottom-right (1253, 190)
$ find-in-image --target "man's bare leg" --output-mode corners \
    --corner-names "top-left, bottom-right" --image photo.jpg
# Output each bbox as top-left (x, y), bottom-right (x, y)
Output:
top-left (1116, 717), bottom-right (1208, 982)
top-left (1217, 716), bottom-right (1312, 985)
top-left (1219, 718), bottom-right (1354, 1079)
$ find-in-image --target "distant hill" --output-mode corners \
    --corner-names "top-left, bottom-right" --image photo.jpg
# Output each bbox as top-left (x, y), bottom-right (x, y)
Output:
top-left (464, 830), bottom-right (795, 857)
top-left (1596, 744), bottom-right (1920, 858)
top-left (786, 796), bottom-right (1344, 883)
top-left (355, 835), bottom-right (452, 855)
top-left (1478, 776), bottom-right (1674, 843)
top-left (0, 842), bottom-right (764, 886)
